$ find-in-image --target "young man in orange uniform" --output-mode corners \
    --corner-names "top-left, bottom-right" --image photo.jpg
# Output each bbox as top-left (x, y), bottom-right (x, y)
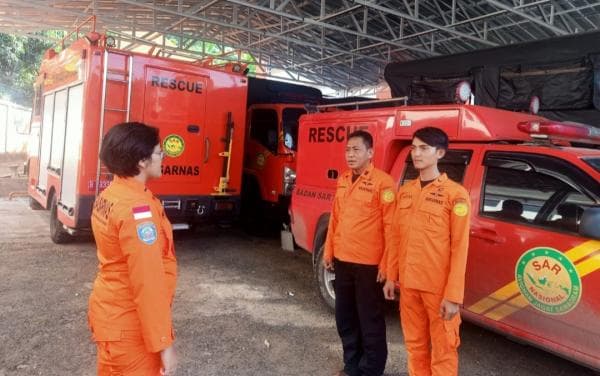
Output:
top-left (384, 127), bottom-right (470, 376)
top-left (324, 130), bottom-right (396, 376)
top-left (88, 123), bottom-right (177, 376)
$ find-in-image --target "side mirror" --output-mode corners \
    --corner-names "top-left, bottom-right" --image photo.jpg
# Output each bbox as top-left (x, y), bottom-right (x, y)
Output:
top-left (283, 132), bottom-right (294, 149)
top-left (579, 206), bottom-right (600, 240)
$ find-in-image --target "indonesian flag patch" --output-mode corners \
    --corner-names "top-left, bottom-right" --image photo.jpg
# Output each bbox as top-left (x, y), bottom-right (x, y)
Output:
top-left (132, 205), bottom-right (152, 220)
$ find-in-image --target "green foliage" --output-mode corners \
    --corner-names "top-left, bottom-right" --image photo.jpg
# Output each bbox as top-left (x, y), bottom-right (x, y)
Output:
top-left (165, 34), bottom-right (257, 74)
top-left (0, 32), bottom-right (53, 107)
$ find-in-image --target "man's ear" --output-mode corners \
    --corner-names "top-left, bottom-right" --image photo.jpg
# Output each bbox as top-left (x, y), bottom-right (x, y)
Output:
top-left (436, 148), bottom-right (446, 160)
top-left (367, 148), bottom-right (374, 159)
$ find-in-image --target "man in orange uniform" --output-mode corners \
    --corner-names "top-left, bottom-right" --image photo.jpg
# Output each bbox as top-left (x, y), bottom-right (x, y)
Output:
top-left (88, 122), bottom-right (177, 375)
top-left (324, 130), bottom-right (396, 376)
top-left (384, 127), bottom-right (470, 376)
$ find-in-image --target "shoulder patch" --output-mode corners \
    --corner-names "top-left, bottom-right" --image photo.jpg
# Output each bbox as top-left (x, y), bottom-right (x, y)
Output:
top-left (381, 189), bottom-right (395, 203)
top-left (453, 199), bottom-right (469, 217)
top-left (136, 221), bottom-right (158, 245)
top-left (132, 205), bottom-right (152, 220)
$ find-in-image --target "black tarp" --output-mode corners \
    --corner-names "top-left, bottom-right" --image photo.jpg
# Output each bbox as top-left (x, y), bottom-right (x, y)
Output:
top-left (384, 31), bottom-right (600, 126)
top-left (247, 77), bottom-right (322, 106)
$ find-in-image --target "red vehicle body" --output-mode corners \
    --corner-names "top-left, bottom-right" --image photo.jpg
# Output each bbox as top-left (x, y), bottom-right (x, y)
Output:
top-left (27, 30), bottom-right (248, 242)
top-left (242, 78), bottom-right (321, 223)
top-left (285, 102), bottom-right (600, 370)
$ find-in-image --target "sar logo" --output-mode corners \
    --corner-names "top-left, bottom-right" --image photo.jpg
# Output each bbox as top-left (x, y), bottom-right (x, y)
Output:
top-left (453, 200), bottom-right (468, 217)
top-left (382, 189), bottom-right (395, 203)
top-left (515, 247), bottom-right (582, 315)
top-left (163, 134), bottom-right (185, 157)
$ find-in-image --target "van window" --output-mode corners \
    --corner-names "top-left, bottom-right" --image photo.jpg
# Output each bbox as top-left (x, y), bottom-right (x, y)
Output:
top-left (401, 149), bottom-right (472, 185)
top-left (481, 152), bottom-right (599, 233)
top-left (250, 109), bottom-right (278, 154)
top-left (583, 157), bottom-right (600, 173)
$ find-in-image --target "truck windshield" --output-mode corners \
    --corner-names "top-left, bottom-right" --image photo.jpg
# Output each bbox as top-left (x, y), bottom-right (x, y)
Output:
top-left (282, 108), bottom-right (306, 151)
top-left (583, 157), bottom-right (600, 173)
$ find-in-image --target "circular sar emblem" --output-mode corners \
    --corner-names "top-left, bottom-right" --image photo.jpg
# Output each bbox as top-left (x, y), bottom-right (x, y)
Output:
top-left (163, 134), bottom-right (185, 157)
top-left (453, 201), bottom-right (468, 217)
top-left (515, 247), bottom-right (581, 315)
top-left (382, 190), bottom-right (395, 203)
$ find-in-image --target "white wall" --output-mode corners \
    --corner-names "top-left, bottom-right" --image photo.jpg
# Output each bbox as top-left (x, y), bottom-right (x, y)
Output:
top-left (0, 100), bottom-right (32, 153)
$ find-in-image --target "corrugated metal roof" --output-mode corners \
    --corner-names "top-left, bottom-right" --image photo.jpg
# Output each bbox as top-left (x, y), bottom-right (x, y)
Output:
top-left (1, 0), bottom-right (599, 93)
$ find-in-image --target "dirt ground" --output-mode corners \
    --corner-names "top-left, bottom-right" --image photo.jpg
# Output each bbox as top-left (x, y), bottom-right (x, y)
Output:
top-left (0, 197), bottom-right (597, 376)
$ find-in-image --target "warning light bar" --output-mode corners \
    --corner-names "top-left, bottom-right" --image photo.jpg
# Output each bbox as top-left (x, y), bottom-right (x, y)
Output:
top-left (517, 121), bottom-right (600, 144)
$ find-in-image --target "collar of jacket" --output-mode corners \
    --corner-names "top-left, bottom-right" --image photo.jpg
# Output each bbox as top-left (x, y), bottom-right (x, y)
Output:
top-left (113, 175), bottom-right (151, 195)
top-left (409, 172), bottom-right (448, 188)
top-left (342, 163), bottom-right (375, 181)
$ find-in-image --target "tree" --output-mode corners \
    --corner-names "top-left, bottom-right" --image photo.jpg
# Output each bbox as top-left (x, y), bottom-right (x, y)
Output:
top-left (0, 33), bottom-right (52, 107)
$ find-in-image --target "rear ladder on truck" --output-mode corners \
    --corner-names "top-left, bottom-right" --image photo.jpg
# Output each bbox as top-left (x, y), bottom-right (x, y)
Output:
top-left (94, 50), bottom-right (133, 196)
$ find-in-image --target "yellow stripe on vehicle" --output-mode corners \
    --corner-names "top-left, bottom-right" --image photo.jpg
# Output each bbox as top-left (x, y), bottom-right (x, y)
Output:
top-left (576, 252), bottom-right (600, 278)
top-left (467, 282), bottom-right (520, 314)
top-left (485, 295), bottom-right (528, 321)
top-left (467, 240), bottom-right (600, 319)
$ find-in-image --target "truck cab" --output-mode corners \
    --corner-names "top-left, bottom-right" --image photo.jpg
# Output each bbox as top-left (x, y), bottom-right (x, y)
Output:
top-left (241, 78), bottom-right (321, 227)
top-left (242, 103), bottom-right (304, 221)
top-left (285, 102), bottom-right (600, 370)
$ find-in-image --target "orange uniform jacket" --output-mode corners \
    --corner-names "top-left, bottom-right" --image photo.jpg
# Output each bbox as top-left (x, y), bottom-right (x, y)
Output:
top-left (388, 174), bottom-right (470, 303)
top-left (324, 164), bottom-right (396, 271)
top-left (89, 176), bottom-right (177, 353)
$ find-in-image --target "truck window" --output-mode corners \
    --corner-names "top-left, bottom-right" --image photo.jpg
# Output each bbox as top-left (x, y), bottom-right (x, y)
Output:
top-left (401, 149), bottom-right (472, 184)
top-left (250, 108), bottom-right (278, 154)
top-left (282, 108), bottom-right (306, 151)
top-left (583, 157), bottom-right (600, 173)
top-left (481, 152), bottom-right (599, 233)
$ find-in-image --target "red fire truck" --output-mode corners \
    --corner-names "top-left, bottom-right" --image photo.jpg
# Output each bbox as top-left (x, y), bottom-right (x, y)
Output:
top-left (27, 20), bottom-right (248, 243)
top-left (241, 78), bottom-right (321, 227)
top-left (282, 95), bottom-right (600, 370)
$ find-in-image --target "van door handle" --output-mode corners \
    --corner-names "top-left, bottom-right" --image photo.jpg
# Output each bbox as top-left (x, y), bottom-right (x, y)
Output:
top-left (204, 137), bottom-right (210, 163)
top-left (470, 228), bottom-right (506, 244)
top-left (187, 124), bottom-right (200, 133)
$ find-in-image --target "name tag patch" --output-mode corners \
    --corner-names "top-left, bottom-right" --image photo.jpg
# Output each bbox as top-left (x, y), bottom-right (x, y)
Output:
top-left (136, 222), bottom-right (158, 245)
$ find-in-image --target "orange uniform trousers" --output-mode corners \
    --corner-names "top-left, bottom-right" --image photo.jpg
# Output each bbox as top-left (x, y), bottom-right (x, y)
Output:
top-left (95, 330), bottom-right (161, 376)
top-left (399, 287), bottom-right (461, 376)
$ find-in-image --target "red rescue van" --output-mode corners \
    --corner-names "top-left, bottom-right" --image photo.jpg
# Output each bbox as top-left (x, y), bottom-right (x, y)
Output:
top-left (283, 100), bottom-right (600, 370)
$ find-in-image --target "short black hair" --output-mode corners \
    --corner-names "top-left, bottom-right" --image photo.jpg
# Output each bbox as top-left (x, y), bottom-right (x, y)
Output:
top-left (99, 122), bottom-right (160, 177)
top-left (347, 130), bottom-right (373, 149)
top-left (413, 127), bottom-right (449, 151)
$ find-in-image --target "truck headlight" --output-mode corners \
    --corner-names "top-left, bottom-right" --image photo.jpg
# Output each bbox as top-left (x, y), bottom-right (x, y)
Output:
top-left (283, 166), bottom-right (296, 196)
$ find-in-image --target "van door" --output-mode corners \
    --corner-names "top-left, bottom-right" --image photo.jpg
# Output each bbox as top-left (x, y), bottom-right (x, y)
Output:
top-left (143, 67), bottom-right (209, 194)
top-left (464, 148), bottom-right (600, 364)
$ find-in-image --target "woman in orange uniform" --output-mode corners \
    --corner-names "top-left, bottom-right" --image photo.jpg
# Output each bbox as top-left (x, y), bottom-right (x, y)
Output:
top-left (88, 122), bottom-right (178, 376)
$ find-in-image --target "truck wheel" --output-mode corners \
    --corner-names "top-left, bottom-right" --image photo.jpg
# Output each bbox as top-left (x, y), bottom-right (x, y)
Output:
top-left (315, 245), bottom-right (336, 311)
top-left (50, 196), bottom-right (71, 244)
top-left (29, 197), bottom-right (44, 210)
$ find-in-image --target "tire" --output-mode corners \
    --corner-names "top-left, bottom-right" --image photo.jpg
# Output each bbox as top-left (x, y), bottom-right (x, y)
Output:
top-left (28, 197), bottom-right (44, 210)
top-left (49, 195), bottom-right (71, 244)
top-left (315, 245), bottom-right (336, 312)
